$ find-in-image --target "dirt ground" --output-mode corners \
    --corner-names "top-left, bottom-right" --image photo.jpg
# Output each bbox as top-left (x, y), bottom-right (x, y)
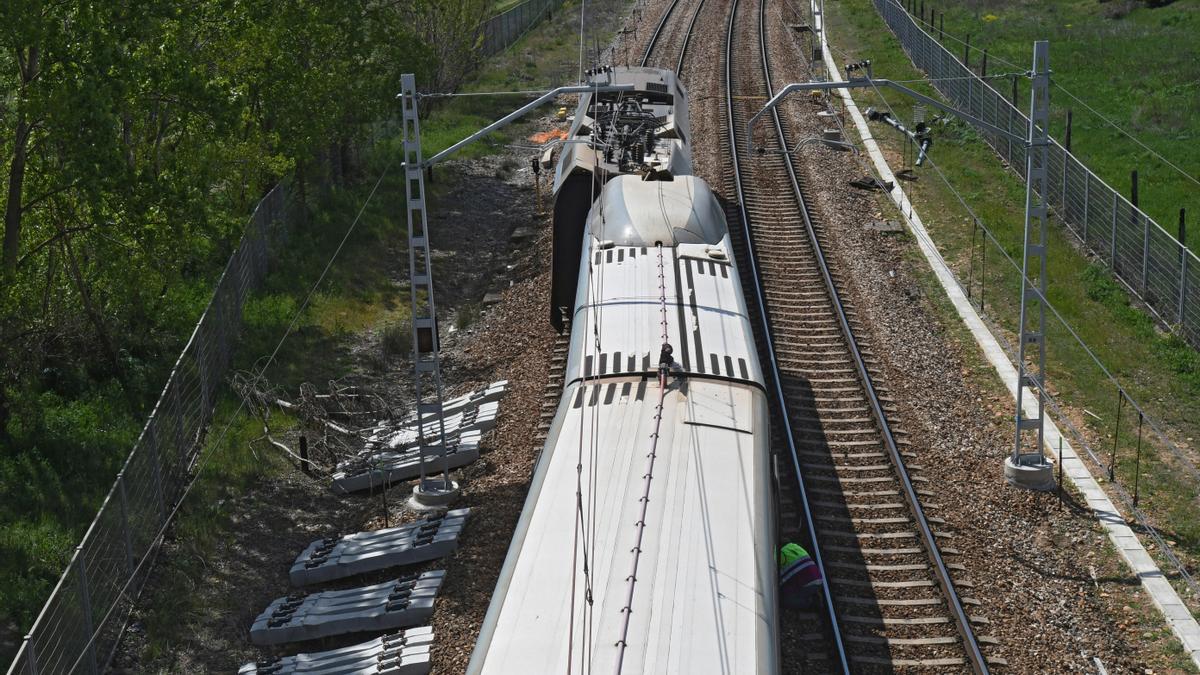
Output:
top-left (111, 146), bottom-right (561, 673)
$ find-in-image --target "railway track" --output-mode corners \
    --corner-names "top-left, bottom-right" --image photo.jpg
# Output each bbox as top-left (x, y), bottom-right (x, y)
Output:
top-left (534, 321), bottom-right (572, 449)
top-left (717, 0), bottom-right (996, 671)
top-left (638, 0), bottom-right (704, 72)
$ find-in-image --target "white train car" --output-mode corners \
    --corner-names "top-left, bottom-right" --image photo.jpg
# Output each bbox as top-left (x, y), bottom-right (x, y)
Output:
top-left (468, 170), bottom-right (779, 673)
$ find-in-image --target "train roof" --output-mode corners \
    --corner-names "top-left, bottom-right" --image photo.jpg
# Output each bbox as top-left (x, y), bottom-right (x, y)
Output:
top-left (588, 175), bottom-right (725, 247)
top-left (467, 378), bottom-right (777, 674)
top-left (568, 238), bottom-right (762, 385)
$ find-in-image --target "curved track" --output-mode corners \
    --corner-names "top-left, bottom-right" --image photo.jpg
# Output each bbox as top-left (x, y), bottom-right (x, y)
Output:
top-left (719, 0), bottom-right (993, 671)
top-left (639, 0), bottom-right (704, 72)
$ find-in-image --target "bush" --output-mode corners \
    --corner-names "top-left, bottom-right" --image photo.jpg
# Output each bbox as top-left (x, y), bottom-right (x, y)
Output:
top-left (456, 303), bottom-right (482, 331)
top-left (381, 322), bottom-right (412, 357)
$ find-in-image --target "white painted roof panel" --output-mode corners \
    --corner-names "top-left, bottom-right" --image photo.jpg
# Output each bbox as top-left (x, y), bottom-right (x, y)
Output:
top-left (568, 238), bottom-right (762, 386)
top-left (472, 379), bottom-right (777, 674)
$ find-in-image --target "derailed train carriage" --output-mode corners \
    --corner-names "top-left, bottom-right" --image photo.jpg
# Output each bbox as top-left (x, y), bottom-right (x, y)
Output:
top-left (468, 67), bottom-right (780, 674)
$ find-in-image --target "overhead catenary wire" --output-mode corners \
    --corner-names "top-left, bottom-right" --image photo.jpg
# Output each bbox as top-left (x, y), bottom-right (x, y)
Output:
top-left (568, 71), bottom-right (617, 675)
top-left (64, 154), bottom-right (397, 675)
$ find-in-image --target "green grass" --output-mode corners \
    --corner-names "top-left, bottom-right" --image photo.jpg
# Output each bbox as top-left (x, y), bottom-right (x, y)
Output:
top-left (136, 399), bottom-right (291, 662)
top-left (825, 0), bottom-right (1200, 606)
top-left (912, 0), bottom-right (1200, 252)
top-left (131, 140), bottom-right (411, 659)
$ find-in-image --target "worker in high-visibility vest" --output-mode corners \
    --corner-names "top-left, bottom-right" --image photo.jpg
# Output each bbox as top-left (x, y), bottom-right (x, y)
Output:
top-left (778, 542), bottom-right (822, 610)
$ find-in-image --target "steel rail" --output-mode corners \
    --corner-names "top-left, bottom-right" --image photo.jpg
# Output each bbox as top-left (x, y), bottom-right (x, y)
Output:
top-left (755, 0), bottom-right (989, 671)
top-left (721, 0), bottom-right (850, 672)
top-left (640, 0), bottom-right (706, 73)
top-left (675, 0), bottom-right (705, 75)
top-left (640, 0), bottom-right (685, 67)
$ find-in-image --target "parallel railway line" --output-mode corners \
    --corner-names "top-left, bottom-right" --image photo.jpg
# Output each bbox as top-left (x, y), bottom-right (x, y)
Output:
top-left (718, 0), bottom-right (995, 671)
top-left (630, 0), bottom-right (996, 669)
top-left (638, 0), bottom-right (704, 72)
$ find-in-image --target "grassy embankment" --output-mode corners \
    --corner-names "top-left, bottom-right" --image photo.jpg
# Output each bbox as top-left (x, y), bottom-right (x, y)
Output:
top-left (823, 0), bottom-right (1200, 604)
top-left (928, 0), bottom-right (1200, 254)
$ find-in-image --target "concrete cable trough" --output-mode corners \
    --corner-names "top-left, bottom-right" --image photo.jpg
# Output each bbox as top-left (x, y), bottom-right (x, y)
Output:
top-left (331, 382), bottom-right (508, 494)
top-left (289, 509), bottom-right (469, 586)
top-left (249, 571), bottom-right (445, 646)
top-left (239, 626), bottom-right (434, 674)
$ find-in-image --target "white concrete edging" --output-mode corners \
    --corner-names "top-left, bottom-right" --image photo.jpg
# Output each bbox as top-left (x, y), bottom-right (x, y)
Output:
top-left (812, 1), bottom-right (1200, 666)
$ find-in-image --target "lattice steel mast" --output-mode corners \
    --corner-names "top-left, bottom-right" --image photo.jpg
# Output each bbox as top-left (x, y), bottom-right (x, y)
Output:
top-left (399, 74), bottom-right (454, 502)
top-left (1013, 41), bottom-right (1051, 469)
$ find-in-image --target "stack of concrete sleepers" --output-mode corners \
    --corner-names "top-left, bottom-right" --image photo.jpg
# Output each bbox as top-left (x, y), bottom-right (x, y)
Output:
top-left (239, 627), bottom-right (434, 674)
top-left (331, 381), bottom-right (507, 494)
top-left (249, 571), bottom-right (444, 646)
top-left (290, 509), bottom-right (469, 586)
top-left (362, 381), bottom-right (508, 449)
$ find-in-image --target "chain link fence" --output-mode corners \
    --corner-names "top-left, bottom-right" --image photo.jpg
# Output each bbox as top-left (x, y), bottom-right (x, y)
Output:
top-left (872, 0), bottom-right (1200, 349)
top-left (480, 0), bottom-right (564, 56)
top-left (6, 183), bottom-right (291, 675)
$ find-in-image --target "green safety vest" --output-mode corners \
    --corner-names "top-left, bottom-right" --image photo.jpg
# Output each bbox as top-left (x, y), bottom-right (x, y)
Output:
top-left (778, 543), bottom-right (810, 569)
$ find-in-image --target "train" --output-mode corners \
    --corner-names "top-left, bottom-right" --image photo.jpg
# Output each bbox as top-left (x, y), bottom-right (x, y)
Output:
top-left (467, 67), bottom-right (780, 674)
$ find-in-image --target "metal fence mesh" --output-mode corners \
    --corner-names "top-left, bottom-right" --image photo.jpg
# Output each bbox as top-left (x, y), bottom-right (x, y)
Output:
top-left (6, 183), bottom-right (290, 675)
top-left (480, 0), bottom-right (564, 56)
top-left (872, 0), bottom-right (1199, 347)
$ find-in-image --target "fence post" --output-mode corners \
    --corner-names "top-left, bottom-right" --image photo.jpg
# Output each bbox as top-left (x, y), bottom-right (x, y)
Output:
top-left (196, 336), bottom-right (211, 417)
top-left (981, 48), bottom-right (988, 77)
top-left (1110, 390), bottom-right (1123, 481)
top-left (1083, 169), bottom-right (1090, 244)
top-left (147, 425), bottom-right (167, 522)
top-left (75, 551), bottom-right (99, 675)
top-left (22, 635), bottom-right (38, 675)
top-left (1064, 108), bottom-right (1073, 153)
top-left (1133, 170), bottom-right (1149, 293)
top-left (980, 232), bottom-right (987, 313)
top-left (1063, 110), bottom-right (1072, 221)
top-left (1181, 209), bottom-right (1189, 326)
top-left (117, 472), bottom-right (135, 575)
top-left (1007, 76), bottom-right (1017, 163)
top-left (1111, 190), bottom-right (1119, 272)
top-left (1132, 412), bottom-right (1145, 506)
top-left (172, 379), bottom-right (186, 468)
top-left (939, 11), bottom-right (944, 41)
top-left (1062, 157), bottom-right (1070, 224)
top-left (963, 33), bottom-right (971, 68)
